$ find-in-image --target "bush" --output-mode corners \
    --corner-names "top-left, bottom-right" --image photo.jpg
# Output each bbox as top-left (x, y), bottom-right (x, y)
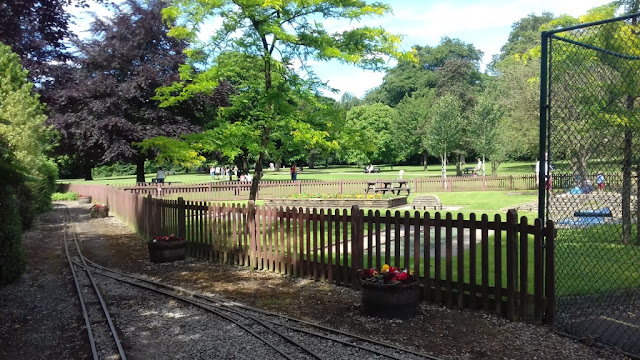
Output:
top-left (51, 192), bottom-right (78, 201)
top-left (92, 162), bottom-right (137, 178)
top-left (0, 190), bottom-right (25, 286)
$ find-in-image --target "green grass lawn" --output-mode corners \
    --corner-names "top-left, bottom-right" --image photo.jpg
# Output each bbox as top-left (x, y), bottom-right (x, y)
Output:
top-left (554, 225), bottom-right (640, 296)
top-left (59, 161), bottom-right (538, 185)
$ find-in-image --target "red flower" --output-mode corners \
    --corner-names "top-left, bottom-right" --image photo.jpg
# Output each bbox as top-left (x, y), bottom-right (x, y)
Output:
top-left (397, 272), bottom-right (408, 282)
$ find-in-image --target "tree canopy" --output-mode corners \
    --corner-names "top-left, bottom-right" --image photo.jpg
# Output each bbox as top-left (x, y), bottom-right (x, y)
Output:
top-left (46, 0), bottom-right (232, 181)
top-left (157, 0), bottom-right (414, 199)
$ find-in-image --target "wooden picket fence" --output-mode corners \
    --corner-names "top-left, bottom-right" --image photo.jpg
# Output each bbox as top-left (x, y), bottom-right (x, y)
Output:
top-left (113, 175), bottom-right (538, 201)
top-left (62, 183), bottom-right (555, 324)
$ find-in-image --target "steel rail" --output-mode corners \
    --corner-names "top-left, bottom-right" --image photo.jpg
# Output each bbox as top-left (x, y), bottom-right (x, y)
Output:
top-left (63, 209), bottom-right (99, 359)
top-left (63, 206), bottom-right (127, 360)
top-left (75, 259), bottom-right (317, 360)
top-left (83, 258), bottom-right (441, 360)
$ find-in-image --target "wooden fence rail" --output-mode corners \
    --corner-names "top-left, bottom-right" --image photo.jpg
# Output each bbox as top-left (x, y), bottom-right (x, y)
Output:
top-left (111, 175), bottom-right (538, 201)
top-left (62, 183), bottom-right (555, 324)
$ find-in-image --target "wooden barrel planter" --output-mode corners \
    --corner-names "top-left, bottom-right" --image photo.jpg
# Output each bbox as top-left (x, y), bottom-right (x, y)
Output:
top-left (90, 205), bottom-right (109, 218)
top-left (148, 240), bottom-right (186, 263)
top-left (78, 196), bottom-right (92, 204)
top-left (361, 281), bottom-right (420, 319)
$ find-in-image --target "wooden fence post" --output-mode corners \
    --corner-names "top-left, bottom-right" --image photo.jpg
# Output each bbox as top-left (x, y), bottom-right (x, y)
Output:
top-left (339, 180), bottom-right (343, 195)
top-left (177, 197), bottom-right (186, 239)
top-left (248, 200), bottom-right (257, 270)
top-left (545, 220), bottom-right (556, 325)
top-left (145, 194), bottom-right (151, 239)
top-left (351, 205), bottom-right (363, 290)
top-left (506, 209), bottom-right (518, 321)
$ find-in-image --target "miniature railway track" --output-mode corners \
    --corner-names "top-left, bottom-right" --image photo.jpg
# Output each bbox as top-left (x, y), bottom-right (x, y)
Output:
top-left (85, 261), bottom-right (440, 360)
top-left (62, 206), bottom-right (127, 360)
top-left (63, 205), bottom-right (440, 359)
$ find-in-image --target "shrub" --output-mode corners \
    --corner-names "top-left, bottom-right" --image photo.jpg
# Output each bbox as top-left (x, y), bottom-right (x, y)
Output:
top-left (0, 190), bottom-right (25, 286)
top-left (287, 193), bottom-right (396, 199)
top-left (51, 192), bottom-right (78, 201)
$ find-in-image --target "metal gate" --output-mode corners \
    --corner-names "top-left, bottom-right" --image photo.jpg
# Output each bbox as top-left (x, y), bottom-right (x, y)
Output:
top-left (540, 13), bottom-right (640, 357)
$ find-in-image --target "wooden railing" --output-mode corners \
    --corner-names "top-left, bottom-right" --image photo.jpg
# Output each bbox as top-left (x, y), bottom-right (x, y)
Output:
top-left (111, 175), bottom-right (538, 201)
top-left (62, 183), bottom-right (555, 324)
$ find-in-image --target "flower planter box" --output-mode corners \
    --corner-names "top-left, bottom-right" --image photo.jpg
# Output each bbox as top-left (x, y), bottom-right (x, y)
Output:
top-left (90, 206), bottom-right (109, 218)
top-left (78, 196), bottom-right (92, 204)
top-left (361, 281), bottom-right (420, 319)
top-left (148, 240), bottom-right (186, 263)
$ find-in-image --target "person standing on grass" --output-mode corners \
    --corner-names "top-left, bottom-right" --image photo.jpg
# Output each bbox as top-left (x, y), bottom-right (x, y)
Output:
top-left (596, 171), bottom-right (606, 192)
top-left (156, 167), bottom-right (165, 183)
top-left (535, 153), bottom-right (553, 194)
top-left (291, 163), bottom-right (297, 181)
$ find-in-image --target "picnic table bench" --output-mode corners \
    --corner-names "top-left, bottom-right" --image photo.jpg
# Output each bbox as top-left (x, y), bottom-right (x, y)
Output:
top-left (411, 195), bottom-right (442, 210)
top-left (363, 167), bottom-right (381, 173)
top-left (137, 181), bottom-right (175, 186)
top-left (364, 180), bottom-right (410, 195)
top-left (463, 167), bottom-right (475, 174)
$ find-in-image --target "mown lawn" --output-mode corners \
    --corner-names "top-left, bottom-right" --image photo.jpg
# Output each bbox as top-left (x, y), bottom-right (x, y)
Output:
top-left (59, 162), bottom-right (538, 185)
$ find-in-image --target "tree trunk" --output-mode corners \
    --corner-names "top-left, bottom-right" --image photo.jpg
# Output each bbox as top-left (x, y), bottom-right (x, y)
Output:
top-left (249, 127), bottom-right (270, 200)
top-left (622, 129), bottom-right (632, 245)
top-left (136, 156), bottom-right (146, 183)
top-left (441, 154), bottom-right (447, 189)
top-left (570, 148), bottom-right (590, 187)
top-left (83, 164), bottom-right (93, 181)
top-left (308, 153), bottom-right (315, 169)
top-left (491, 159), bottom-right (501, 175)
top-left (250, 153), bottom-right (265, 201)
top-left (422, 152), bottom-right (428, 171)
top-left (482, 155), bottom-right (486, 176)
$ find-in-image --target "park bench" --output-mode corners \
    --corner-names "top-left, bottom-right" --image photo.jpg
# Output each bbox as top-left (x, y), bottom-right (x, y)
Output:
top-left (363, 167), bottom-right (381, 173)
top-left (463, 167), bottom-right (475, 175)
top-left (364, 180), bottom-right (410, 195)
top-left (411, 195), bottom-right (442, 210)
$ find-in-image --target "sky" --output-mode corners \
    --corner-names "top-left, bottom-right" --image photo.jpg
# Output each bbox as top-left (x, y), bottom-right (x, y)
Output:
top-left (313, 0), bottom-right (612, 100)
top-left (68, 0), bottom-right (612, 100)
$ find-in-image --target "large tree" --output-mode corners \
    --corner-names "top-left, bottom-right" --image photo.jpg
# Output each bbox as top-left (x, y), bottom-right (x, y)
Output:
top-left (369, 37), bottom-right (484, 107)
top-left (157, 0), bottom-right (412, 200)
top-left (394, 89), bottom-right (436, 169)
top-left (341, 103), bottom-right (398, 165)
top-left (426, 95), bottom-right (464, 189)
top-left (46, 0), bottom-right (230, 182)
top-left (469, 95), bottom-right (504, 174)
top-left (0, 0), bottom-right (72, 79)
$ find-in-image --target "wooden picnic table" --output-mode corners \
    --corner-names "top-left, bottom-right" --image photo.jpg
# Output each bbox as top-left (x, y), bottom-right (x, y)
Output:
top-left (364, 180), bottom-right (410, 195)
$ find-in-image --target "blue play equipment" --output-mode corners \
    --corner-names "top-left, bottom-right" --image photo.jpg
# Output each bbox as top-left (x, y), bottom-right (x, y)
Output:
top-left (573, 207), bottom-right (612, 217)
top-left (558, 207), bottom-right (615, 227)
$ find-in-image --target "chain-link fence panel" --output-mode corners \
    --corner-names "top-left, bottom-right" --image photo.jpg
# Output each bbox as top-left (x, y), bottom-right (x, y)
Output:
top-left (542, 14), bottom-right (640, 357)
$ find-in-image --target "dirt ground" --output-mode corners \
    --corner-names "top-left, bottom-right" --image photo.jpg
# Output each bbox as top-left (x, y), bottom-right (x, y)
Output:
top-left (0, 201), bottom-right (629, 359)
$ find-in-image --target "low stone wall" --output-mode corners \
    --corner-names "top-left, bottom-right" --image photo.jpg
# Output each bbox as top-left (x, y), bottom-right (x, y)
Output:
top-left (262, 197), bottom-right (407, 209)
